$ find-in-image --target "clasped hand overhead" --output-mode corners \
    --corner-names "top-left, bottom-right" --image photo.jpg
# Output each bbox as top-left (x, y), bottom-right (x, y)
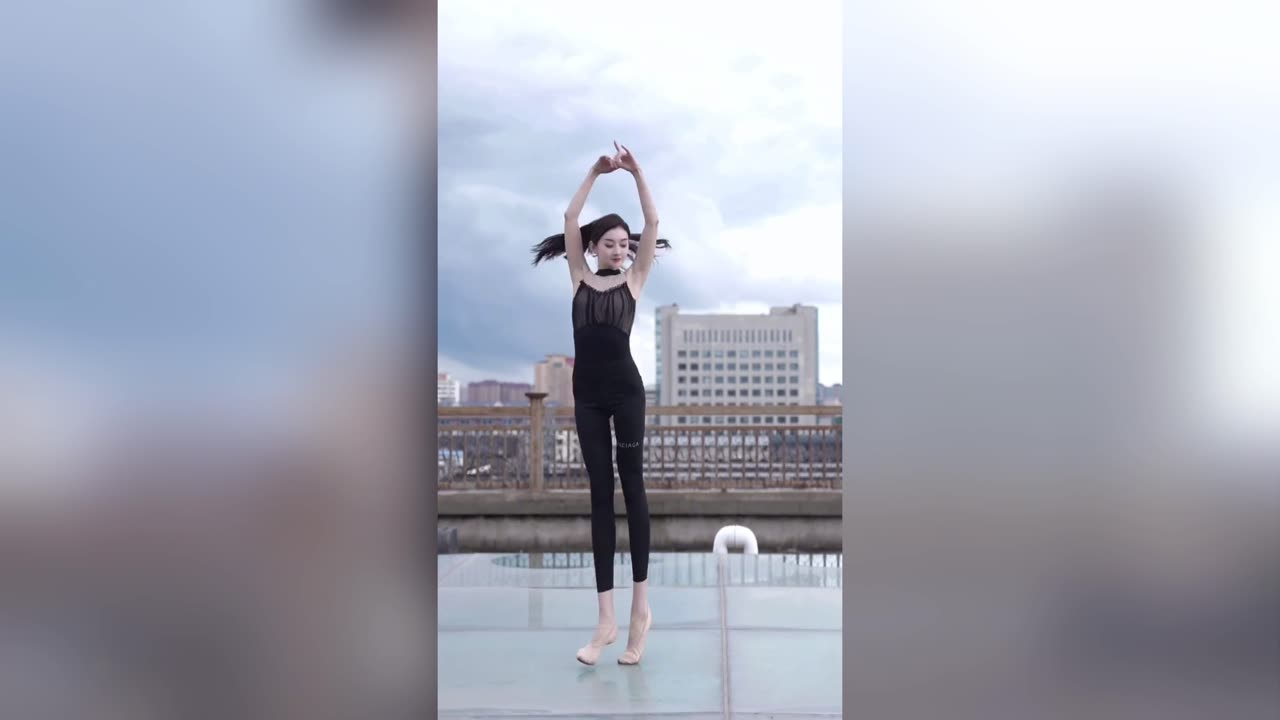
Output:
top-left (592, 141), bottom-right (641, 176)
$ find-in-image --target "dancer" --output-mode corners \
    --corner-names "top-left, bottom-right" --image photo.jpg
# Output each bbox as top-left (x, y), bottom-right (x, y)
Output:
top-left (531, 142), bottom-right (669, 665)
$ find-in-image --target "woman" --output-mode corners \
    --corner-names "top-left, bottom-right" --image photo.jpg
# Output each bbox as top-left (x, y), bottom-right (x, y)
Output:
top-left (531, 142), bottom-right (670, 666)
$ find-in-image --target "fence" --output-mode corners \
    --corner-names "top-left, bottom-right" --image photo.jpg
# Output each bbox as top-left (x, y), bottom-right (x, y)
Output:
top-left (439, 551), bottom-right (843, 588)
top-left (439, 393), bottom-right (842, 491)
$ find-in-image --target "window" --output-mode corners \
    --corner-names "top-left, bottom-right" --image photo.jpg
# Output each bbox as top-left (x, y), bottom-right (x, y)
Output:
top-left (703, 350), bottom-right (712, 358)
top-left (777, 376), bottom-right (786, 384)
top-left (789, 350), bottom-right (799, 358)
top-left (790, 389), bottom-right (799, 397)
top-left (740, 376), bottom-right (749, 383)
top-left (791, 417), bottom-right (800, 424)
top-left (765, 389), bottom-right (774, 397)
top-left (702, 417), bottom-right (712, 425)
top-left (754, 416), bottom-right (762, 423)
top-left (728, 376), bottom-right (736, 384)
top-left (689, 389), bottom-right (699, 397)
top-left (728, 363), bottom-right (737, 371)
top-left (765, 416), bottom-right (775, 423)
top-left (790, 376), bottom-right (799, 384)
top-left (678, 376), bottom-right (686, 384)
top-left (766, 363), bottom-right (775, 371)
top-left (677, 390), bottom-right (687, 397)
top-left (715, 363), bottom-right (724, 371)
top-left (751, 362), bottom-right (761, 371)
top-left (714, 349), bottom-right (724, 358)
top-left (765, 377), bottom-right (773, 384)
top-left (752, 376), bottom-right (761, 384)
top-left (790, 362), bottom-right (799, 370)
top-left (728, 416), bottom-right (737, 424)
top-left (678, 363), bottom-right (687, 370)
top-left (715, 376), bottom-right (724, 384)
top-left (678, 416), bottom-right (687, 423)
top-left (752, 350), bottom-right (762, 358)
top-left (678, 350), bottom-right (687, 358)
top-left (752, 389), bottom-right (762, 397)
top-left (728, 389), bottom-right (737, 397)
top-left (715, 389), bottom-right (724, 397)
top-left (727, 350), bottom-right (736, 358)
top-left (690, 377), bottom-right (698, 384)
top-left (690, 363), bottom-right (699, 371)
top-left (765, 349), bottom-right (775, 358)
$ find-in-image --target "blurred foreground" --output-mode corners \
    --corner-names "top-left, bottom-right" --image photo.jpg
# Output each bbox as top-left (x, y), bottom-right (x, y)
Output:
top-left (1, 1), bottom-right (434, 719)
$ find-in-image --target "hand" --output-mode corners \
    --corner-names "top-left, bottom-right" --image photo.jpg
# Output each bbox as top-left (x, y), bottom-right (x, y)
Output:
top-left (591, 154), bottom-right (619, 176)
top-left (612, 141), bottom-right (640, 174)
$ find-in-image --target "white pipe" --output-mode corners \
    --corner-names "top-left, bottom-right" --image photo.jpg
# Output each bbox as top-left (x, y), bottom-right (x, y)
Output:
top-left (713, 525), bottom-right (759, 555)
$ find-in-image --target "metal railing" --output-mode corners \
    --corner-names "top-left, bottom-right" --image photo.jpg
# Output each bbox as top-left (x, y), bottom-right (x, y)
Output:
top-left (438, 393), bottom-right (842, 491)
top-left (440, 551), bottom-right (843, 589)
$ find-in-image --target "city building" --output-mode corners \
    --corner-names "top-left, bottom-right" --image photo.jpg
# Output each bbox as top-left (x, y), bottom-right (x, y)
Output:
top-left (437, 373), bottom-right (461, 407)
top-left (655, 303), bottom-right (820, 426)
top-left (534, 354), bottom-right (575, 407)
top-left (464, 380), bottom-right (534, 406)
top-left (819, 383), bottom-right (843, 406)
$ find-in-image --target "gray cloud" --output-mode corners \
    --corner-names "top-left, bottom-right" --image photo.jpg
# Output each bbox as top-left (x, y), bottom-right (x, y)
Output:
top-left (438, 14), bottom-right (843, 383)
top-left (0, 1), bottom-right (412, 387)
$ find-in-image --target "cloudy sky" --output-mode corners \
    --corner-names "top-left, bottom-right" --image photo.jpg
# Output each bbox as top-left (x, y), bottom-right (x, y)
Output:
top-left (842, 1), bottom-right (1280, 436)
top-left (1, 1), bottom-right (417, 414)
top-left (437, 0), bottom-right (843, 388)
top-left (3, 0), bottom-right (1274, 436)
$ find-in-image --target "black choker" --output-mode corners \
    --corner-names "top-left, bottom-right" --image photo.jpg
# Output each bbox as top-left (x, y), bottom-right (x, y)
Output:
top-left (595, 268), bottom-right (621, 276)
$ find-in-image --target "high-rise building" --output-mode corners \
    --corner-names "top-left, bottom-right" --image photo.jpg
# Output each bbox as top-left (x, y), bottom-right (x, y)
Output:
top-left (655, 303), bottom-right (820, 426)
top-left (644, 384), bottom-right (659, 424)
top-left (534, 354), bottom-right (575, 407)
top-left (819, 383), bottom-right (843, 406)
top-left (654, 312), bottom-right (665, 399)
top-left (464, 380), bottom-right (535, 406)
top-left (437, 373), bottom-right (461, 407)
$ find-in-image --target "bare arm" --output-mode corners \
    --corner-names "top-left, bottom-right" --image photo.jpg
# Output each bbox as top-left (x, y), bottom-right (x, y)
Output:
top-left (565, 155), bottom-right (618, 288)
top-left (615, 143), bottom-right (659, 293)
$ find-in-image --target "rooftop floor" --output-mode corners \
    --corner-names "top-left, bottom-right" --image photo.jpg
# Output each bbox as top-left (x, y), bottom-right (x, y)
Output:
top-left (438, 552), bottom-right (842, 718)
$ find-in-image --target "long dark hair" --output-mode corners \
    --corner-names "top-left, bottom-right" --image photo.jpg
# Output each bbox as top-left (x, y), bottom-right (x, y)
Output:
top-left (531, 213), bottom-right (672, 266)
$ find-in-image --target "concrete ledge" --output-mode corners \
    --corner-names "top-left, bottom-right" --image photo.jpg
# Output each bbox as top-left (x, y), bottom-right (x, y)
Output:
top-left (437, 489), bottom-right (842, 518)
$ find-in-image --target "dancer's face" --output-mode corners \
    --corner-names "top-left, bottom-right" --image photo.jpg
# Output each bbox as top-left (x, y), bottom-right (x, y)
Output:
top-left (592, 226), bottom-right (630, 270)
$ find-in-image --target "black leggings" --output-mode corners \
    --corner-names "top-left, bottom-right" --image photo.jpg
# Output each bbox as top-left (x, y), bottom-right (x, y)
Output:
top-left (574, 393), bottom-right (649, 593)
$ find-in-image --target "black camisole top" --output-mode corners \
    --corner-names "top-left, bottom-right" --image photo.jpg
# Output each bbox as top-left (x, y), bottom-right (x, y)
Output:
top-left (571, 268), bottom-right (644, 404)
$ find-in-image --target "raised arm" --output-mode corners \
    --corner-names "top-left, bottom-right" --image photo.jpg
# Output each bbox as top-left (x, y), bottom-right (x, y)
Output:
top-left (564, 155), bottom-right (619, 287)
top-left (614, 142), bottom-right (660, 291)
